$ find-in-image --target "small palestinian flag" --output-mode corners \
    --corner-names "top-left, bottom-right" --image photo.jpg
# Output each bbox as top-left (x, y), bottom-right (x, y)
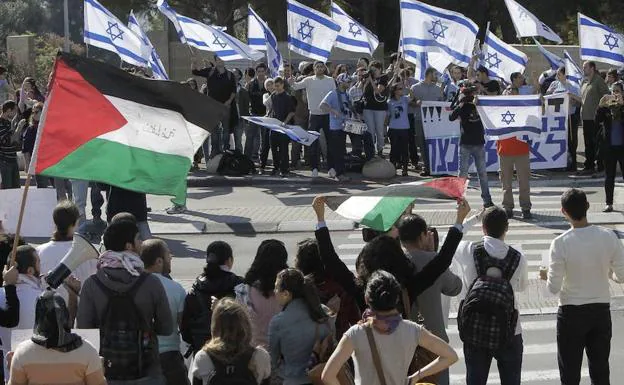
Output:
top-left (326, 177), bottom-right (468, 232)
top-left (32, 52), bottom-right (227, 205)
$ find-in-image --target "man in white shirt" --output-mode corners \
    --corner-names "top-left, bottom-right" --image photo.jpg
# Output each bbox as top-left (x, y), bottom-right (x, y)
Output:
top-left (140, 239), bottom-right (188, 385)
top-left (290, 62), bottom-right (336, 177)
top-left (542, 188), bottom-right (624, 385)
top-left (454, 206), bottom-right (528, 385)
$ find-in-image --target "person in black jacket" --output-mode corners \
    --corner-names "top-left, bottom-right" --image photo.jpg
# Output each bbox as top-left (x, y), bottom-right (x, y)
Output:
top-left (180, 241), bottom-right (243, 353)
top-left (310, 195), bottom-right (472, 317)
top-left (596, 81), bottom-right (624, 213)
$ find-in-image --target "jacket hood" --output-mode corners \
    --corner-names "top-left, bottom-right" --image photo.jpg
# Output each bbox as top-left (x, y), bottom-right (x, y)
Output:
top-left (191, 271), bottom-right (243, 296)
top-left (95, 267), bottom-right (140, 293)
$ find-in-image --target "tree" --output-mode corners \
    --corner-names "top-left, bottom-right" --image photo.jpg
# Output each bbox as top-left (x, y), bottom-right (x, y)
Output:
top-left (0, 0), bottom-right (47, 48)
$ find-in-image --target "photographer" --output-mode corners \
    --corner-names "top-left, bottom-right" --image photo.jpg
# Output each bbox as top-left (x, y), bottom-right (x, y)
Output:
top-left (449, 81), bottom-right (493, 208)
top-left (348, 66), bottom-right (374, 160)
top-left (362, 61), bottom-right (389, 157)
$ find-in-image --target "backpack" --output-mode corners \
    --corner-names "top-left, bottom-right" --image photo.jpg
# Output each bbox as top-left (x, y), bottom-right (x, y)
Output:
top-left (307, 323), bottom-right (354, 385)
top-left (93, 273), bottom-right (153, 381)
top-left (204, 349), bottom-right (257, 385)
top-left (218, 149), bottom-right (256, 176)
top-left (457, 242), bottom-right (520, 351)
top-left (187, 291), bottom-right (214, 353)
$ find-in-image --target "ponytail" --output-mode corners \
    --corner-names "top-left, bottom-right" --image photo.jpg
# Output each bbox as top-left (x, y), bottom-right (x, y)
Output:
top-left (204, 241), bottom-right (233, 279)
top-left (276, 269), bottom-right (328, 323)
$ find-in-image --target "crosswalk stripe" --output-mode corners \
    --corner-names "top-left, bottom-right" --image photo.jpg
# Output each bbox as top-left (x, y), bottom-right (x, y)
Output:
top-left (450, 369), bottom-right (589, 384)
top-left (447, 320), bottom-right (557, 334)
top-left (455, 343), bottom-right (557, 359)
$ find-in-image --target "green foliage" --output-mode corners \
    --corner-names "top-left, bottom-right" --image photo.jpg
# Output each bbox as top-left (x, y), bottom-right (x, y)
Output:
top-left (0, 0), bottom-right (47, 47)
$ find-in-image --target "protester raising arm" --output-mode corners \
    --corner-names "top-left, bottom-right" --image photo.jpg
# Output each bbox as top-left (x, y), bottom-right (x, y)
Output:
top-left (0, 265), bottom-right (19, 328)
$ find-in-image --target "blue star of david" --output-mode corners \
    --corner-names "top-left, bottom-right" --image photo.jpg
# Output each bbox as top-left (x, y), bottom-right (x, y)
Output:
top-left (212, 33), bottom-right (227, 49)
top-left (428, 19), bottom-right (448, 40)
top-left (485, 52), bottom-right (503, 69)
top-left (106, 22), bottom-right (124, 42)
top-left (348, 22), bottom-right (362, 38)
top-left (298, 19), bottom-right (314, 41)
top-left (604, 33), bottom-right (619, 51)
top-left (501, 111), bottom-right (516, 125)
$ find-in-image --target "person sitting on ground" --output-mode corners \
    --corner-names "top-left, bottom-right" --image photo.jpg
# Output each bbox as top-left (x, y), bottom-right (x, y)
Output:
top-left (321, 270), bottom-right (458, 385)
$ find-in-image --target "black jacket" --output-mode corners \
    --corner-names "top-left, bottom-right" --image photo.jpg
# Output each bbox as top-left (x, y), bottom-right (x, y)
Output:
top-left (449, 103), bottom-right (486, 146)
top-left (596, 105), bottom-right (624, 152)
top-left (0, 285), bottom-right (19, 329)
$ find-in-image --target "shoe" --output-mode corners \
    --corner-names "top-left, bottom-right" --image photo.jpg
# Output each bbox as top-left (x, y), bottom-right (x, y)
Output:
top-left (258, 168), bottom-right (265, 175)
top-left (505, 209), bottom-right (514, 219)
top-left (576, 168), bottom-right (594, 176)
top-left (522, 210), bottom-right (533, 220)
top-left (337, 174), bottom-right (351, 182)
top-left (483, 202), bottom-right (494, 209)
top-left (311, 168), bottom-right (319, 178)
top-left (328, 168), bottom-right (336, 178)
top-left (420, 170), bottom-right (431, 177)
top-left (280, 171), bottom-right (289, 178)
top-left (166, 205), bottom-right (187, 215)
top-left (146, 207), bottom-right (152, 213)
top-left (604, 205), bottom-right (614, 213)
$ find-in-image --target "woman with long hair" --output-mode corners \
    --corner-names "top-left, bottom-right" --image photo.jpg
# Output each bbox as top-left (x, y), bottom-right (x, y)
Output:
top-left (387, 82), bottom-right (414, 176)
top-left (181, 241), bottom-right (243, 353)
top-left (235, 239), bottom-right (289, 348)
top-left (321, 271), bottom-right (458, 385)
top-left (190, 298), bottom-right (271, 385)
top-left (269, 269), bottom-right (333, 385)
top-left (19, 102), bottom-right (48, 187)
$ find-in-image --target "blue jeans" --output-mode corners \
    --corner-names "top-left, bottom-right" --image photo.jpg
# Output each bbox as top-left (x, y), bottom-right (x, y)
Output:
top-left (244, 122), bottom-right (261, 161)
top-left (308, 114), bottom-right (330, 170)
top-left (464, 334), bottom-right (523, 385)
top-left (459, 144), bottom-right (492, 206)
top-left (363, 109), bottom-right (387, 152)
top-left (71, 179), bottom-right (89, 231)
top-left (202, 123), bottom-right (223, 160)
top-left (223, 122), bottom-right (243, 152)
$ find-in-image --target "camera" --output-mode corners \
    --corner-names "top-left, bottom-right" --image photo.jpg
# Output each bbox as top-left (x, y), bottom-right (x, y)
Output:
top-left (450, 80), bottom-right (478, 108)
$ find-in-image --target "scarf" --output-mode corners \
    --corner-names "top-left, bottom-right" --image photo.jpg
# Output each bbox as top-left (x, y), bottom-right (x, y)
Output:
top-left (31, 289), bottom-right (83, 353)
top-left (17, 274), bottom-right (44, 291)
top-left (360, 309), bottom-right (403, 335)
top-left (98, 250), bottom-right (144, 276)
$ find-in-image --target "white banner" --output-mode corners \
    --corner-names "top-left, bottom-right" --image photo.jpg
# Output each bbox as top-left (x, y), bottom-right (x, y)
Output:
top-left (423, 93), bottom-right (569, 175)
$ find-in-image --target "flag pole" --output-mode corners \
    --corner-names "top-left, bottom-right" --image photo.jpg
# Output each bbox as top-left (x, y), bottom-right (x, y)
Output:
top-left (9, 174), bottom-right (32, 266)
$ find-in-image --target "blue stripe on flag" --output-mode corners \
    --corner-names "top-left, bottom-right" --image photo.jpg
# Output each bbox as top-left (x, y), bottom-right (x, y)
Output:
top-left (336, 36), bottom-right (372, 49)
top-left (485, 35), bottom-right (528, 66)
top-left (402, 37), bottom-right (471, 64)
top-left (288, 35), bottom-right (331, 59)
top-left (84, 31), bottom-right (147, 64)
top-left (580, 48), bottom-right (624, 63)
top-left (287, 2), bottom-right (341, 31)
top-left (248, 37), bottom-right (266, 46)
top-left (331, 5), bottom-right (345, 16)
top-left (85, 0), bottom-right (112, 16)
top-left (477, 98), bottom-right (541, 107)
top-left (579, 17), bottom-right (617, 34)
top-left (399, 1), bottom-right (478, 34)
top-left (486, 126), bottom-right (542, 136)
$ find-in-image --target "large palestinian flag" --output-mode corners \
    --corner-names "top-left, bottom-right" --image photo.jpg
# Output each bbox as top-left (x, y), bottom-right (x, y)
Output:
top-left (326, 177), bottom-right (467, 231)
top-left (32, 52), bottom-right (227, 205)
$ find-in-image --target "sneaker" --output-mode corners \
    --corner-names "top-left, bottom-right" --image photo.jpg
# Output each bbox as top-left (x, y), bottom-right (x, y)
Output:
top-left (522, 210), bottom-right (533, 220)
top-left (420, 170), bottom-right (431, 177)
top-left (311, 168), bottom-right (319, 178)
top-left (166, 205), bottom-right (187, 215)
top-left (576, 168), bottom-right (594, 176)
top-left (603, 205), bottom-right (614, 213)
top-left (258, 168), bottom-right (265, 175)
top-left (505, 209), bottom-right (514, 219)
top-left (328, 168), bottom-right (336, 179)
top-left (483, 202), bottom-right (494, 209)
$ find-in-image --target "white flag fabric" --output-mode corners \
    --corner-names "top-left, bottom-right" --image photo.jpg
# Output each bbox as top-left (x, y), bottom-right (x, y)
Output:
top-left (578, 13), bottom-right (624, 66)
top-left (331, 2), bottom-right (379, 56)
top-left (157, 0), bottom-right (263, 62)
top-left (399, 0), bottom-right (477, 68)
top-left (564, 50), bottom-right (584, 95)
top-left (481, 30), bottom-right (528, 83)
top-left (287, 0), bottom-right (341, 62)
top-left (504, 0), bottom-right (562, 43)
top-left (84, 0), bottom-right (150, 67)
top-left (242, 116), bottom-right (320, 146)
top-left (128, 11), bottom-right (169, 80)
top-left (476, 95), bottom-right (543, 140)
top-left (248, 6), bottom-right (284, 77)
top-left (533, 38), bottom-right (564, 70)
top-left (247, 6), bottom-right (266, 51)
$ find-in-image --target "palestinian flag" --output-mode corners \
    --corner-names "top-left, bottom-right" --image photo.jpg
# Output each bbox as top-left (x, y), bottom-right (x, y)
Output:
top-left (326, 177), bottom-right (468, 232)
top-left (32, 52), bottom-right (227, 205)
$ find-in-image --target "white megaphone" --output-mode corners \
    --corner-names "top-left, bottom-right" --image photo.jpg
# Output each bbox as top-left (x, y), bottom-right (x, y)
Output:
top-left (46, 234), bottom-right (100, 289)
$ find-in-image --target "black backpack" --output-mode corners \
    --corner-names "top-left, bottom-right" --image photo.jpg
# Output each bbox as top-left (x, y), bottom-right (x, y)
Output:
top-left (197, 349), bottom-right (256, 385)
top-left (457, 242), bottom-right (520, 351)
top-left (93, 273), bottom-right (154, 381)
top-left (218, 150), bottom-right (256, 176)
top-left (187, 291), bottom-right (214, 353)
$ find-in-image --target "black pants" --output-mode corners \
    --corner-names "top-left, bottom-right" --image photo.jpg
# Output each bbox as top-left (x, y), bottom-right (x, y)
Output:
top-left (309, 114), bottom-right (329, 170)
top-left (568, 111), bottom-right (580, 169)
top-left (160, 351), bottom-right (190, 385)
top-left (583, 119), bottom-right (602, 170)
top-left (90, 182), bottom-right (107, 219)
top-left (408, 113), bottom-right (419, 165)
top-left (326, 129), bottom-right (346, 176)
top-left (464, 334), bottom-right (523, 385)
top-left (389, 129), bottom-right (410, 168)
top-left (270, 131), bottom-right (290, 173)
top-left (260, 127), bottom-right (271, 169)
top-left (557, 303), bottom-right (612, 385)
top-left (604, 145), bottom-right (624, 205)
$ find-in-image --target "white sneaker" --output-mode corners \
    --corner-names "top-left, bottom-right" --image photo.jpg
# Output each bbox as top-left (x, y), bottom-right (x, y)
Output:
top-left (311, 168), bottom-right (319, 178)
top-left (328, 168), bottom-right (336, 178)
top-left (166, 205), bottom-right (187, 215)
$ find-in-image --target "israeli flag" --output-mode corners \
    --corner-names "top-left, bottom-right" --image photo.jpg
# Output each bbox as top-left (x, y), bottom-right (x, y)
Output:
top-left (481, 30), bottom-right (528, 83)
top-left (578, 13), bottom-right (624, 66)
top-left (476, 95), bottom-right (543, 140)
top-left (128, 12), bottom-right (169, 80)
top-left (247, 7), bottom-right (266, 51)
top-left (504, 0), bottom-right (562, 43)
top-left (533, 38), bottom-right (564, 70)
top-left (564, 50), bottom-right (583, 95)
top-left (331, 2), bottom-right (379, 56)
top-left (248, 6), bottom-right (284, 77)
top-left (287, 0), bottom-right (341, 62)
top-left (399, 0), bottom-right (477, 68)
top-left (157, 0), bottom-right (263, 62)
top-left (83, 0), bottom-right (150, 67)
top-left (242, 116), bottom-right (320, 146)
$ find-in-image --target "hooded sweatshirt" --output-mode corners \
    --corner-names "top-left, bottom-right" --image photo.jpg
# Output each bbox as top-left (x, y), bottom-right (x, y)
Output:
top-left (76, 267), bottom-right (173, 378)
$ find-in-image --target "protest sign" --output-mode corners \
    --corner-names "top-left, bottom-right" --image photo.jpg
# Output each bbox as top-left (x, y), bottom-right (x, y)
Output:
top-left (0, 188), bottom-right (57, 237)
